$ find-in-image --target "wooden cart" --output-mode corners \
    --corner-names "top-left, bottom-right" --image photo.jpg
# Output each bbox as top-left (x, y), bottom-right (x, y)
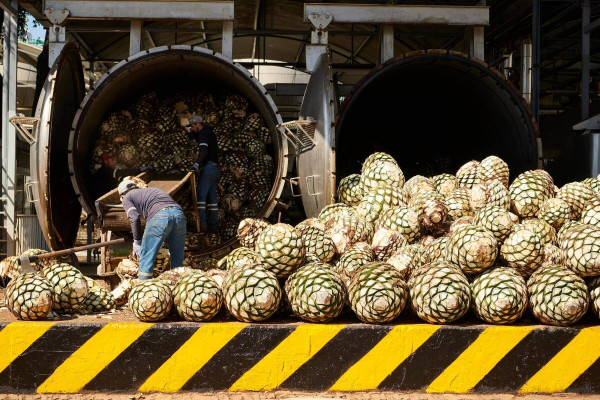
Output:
top-left (94, 171), bottom-right (200, 276)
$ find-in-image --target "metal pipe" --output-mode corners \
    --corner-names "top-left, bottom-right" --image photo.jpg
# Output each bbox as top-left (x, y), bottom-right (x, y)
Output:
top-left (532, 0), bottom-right (540, 123)
top-left (583, 0), bottom-right (596, 176)
top-left (501, 52), bottom-right (513, 80)
top-left (582, 0), bottom-right (591, 122)
top-left (521, 38), bottom-right (532, 104)
top-left (2, 2), bottom-right (18, 256)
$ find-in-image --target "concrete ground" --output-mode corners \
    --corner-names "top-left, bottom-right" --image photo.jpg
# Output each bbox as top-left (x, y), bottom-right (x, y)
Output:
top-left (1, 393), bottom-right (599, 399)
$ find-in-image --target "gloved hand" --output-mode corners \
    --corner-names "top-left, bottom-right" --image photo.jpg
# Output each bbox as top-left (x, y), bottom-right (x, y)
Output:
top-left (191, 162), bottom-right (199, 172)
top-left (133, 240), bottom-right (142, 258)
top-left (140, 165), bottom-right (154, 172)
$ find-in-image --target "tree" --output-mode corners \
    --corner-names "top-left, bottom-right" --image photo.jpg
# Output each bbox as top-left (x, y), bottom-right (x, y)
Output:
top-left (17, 8), bottom-right (39, 41)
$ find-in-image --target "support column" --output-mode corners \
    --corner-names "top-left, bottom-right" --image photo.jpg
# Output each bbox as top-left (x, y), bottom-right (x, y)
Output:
top-left (130, 20), bottom-right (143, 55)
top-left (582, 0), bottom-right (590, 122)
top-left (306, 13), bottom-right (332, 72)
top-left (2, 1), bottom-right (18, 256)
top-left (531, 0), bottom-right (540, 123)
top-left (582, 0), bottom-right (596, 176)
top-left (521, 38), bottom-right (532, 104)
top-left (380, 24), bottom-right (394, 63)
top-left (222, 21), bottom-right (233, 59)
top-left (501, 51), bottom-right (513, 80)
top-left (49, 24), bottom-right (66, 67)
top-left (44, 9), bottom-right (69, 67)
top-left (306, 29), bottom-right (328, 73)
top-left (472, 26), bottom-right (484, 60)
top-left (473, 0), bottom-right (486, 60)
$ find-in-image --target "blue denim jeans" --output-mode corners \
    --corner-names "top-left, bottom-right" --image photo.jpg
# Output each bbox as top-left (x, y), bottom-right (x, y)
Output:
top-left (196, 162), bottom-right (221, 232)
top-left (139, 207), bottom-right (186, 279)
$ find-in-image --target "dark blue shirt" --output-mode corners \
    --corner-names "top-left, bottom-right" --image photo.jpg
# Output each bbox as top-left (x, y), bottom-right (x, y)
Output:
top-left (191, 127), bottom-right (219, 166)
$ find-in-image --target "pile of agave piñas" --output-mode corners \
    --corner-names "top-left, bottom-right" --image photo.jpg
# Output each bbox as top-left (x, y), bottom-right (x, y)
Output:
top-left (106, 152), bottom-right (600, 325)
top-left (0, 250), bottom-right (115, 320)
top-left (92, 90), bottom-right (275, 243)
top-left (5, 153), bottom-right (600, 326)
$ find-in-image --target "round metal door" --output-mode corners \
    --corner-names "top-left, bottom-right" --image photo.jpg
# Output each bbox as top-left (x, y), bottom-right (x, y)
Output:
top-left (30, 43), bottom-right (85, 250)
top-left (297, 51), bottom-right (337, 217)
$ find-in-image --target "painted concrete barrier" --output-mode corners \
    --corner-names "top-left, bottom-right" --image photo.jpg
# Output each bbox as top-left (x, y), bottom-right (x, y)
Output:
top-left (0, 322), bottom-right (599, 394)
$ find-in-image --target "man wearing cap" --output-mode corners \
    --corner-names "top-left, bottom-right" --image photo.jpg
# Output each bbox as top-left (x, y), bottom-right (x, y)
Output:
top-left (90, 152), bottom-right (153, 201)
top-left (119, 178), bottom-right (186, 279)
top-left (187, 115), bottom-right (220, 234)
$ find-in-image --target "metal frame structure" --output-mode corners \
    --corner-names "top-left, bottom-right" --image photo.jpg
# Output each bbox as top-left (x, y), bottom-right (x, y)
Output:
top-left (43, 0), bottom-right (234, 64)
top-left (0, 1), bottom-right (234, 256)
top-left (0, 0), bottom-right (597, 255)
top-left (303, 3), bottom-right (490, 71)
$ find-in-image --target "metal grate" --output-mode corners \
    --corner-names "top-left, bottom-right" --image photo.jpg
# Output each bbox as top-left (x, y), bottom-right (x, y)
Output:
top-left (277, 118), bottom-right (317, 154)
top-left (9, 115), bottom-right (39, 145)
top-left (16, 215), bottom-right (50, 254)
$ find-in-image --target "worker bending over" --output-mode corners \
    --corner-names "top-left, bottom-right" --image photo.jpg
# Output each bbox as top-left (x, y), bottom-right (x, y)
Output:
top-left (188, 115), bottom-right (220, 233)
top-left (118, 178), bottom-right (186, 279)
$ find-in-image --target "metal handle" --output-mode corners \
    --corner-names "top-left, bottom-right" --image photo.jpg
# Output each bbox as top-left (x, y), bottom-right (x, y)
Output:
top-left (288, 177), bottom-right (301, 198)
top-left (25, 182), bottom-right (36, 203)
top-left (102, 204), bottom-right (124, 208)
top-left (39, 238), bottom-right (126, 259)
top-left (305, 175), bottom-right (320, 197)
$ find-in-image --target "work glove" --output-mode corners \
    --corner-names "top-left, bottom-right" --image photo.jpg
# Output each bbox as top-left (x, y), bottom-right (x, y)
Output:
top-left (133, 240), bottom-right (142, 258)
top-left (191, 162), bottom-right (199, 172)
top-left (140, 165), bottom-right (154, 172)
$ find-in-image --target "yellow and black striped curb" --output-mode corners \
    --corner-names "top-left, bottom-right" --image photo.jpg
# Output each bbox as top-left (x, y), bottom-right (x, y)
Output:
top-left (0, 322), bottom-right (599, 394)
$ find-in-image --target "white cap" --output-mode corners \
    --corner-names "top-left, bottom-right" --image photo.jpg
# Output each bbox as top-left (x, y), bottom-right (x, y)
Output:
top-left (186, 115), bottom-right (203, 127)
top-left (118, 179), bottom-right (139, 195)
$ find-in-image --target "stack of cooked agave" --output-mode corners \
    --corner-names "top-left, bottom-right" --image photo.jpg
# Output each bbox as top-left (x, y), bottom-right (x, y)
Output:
top-left (91, 90), bottom-right (275, 243)
top-left (4, 152), bottom-right (600, 326)
top-left (0, 251), bottom-right (115, 320)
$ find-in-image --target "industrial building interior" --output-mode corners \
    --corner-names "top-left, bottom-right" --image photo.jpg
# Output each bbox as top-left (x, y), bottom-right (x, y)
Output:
top-left (0, 0), bottom-right (599, 258)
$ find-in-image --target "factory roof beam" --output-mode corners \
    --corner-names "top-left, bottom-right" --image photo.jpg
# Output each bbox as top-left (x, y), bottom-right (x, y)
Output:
top-left (304, 3), bottom-right (490, 69)
top-left (0, 0), bottom-right (16, 16)
top-left (43, 0), bottom-right (233, 21)
top-left (303, 4), bottom-right (489, 26)
top-left (43, 1), bottom-right (235, 65)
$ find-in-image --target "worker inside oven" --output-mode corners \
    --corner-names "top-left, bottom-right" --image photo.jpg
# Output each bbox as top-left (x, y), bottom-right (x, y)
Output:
top-left (187, 115), bottom-right (221, 234)
top-left (90, 152), bottom-right (153, 201)
top-left (118, 178), bottom-right (186, 280)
